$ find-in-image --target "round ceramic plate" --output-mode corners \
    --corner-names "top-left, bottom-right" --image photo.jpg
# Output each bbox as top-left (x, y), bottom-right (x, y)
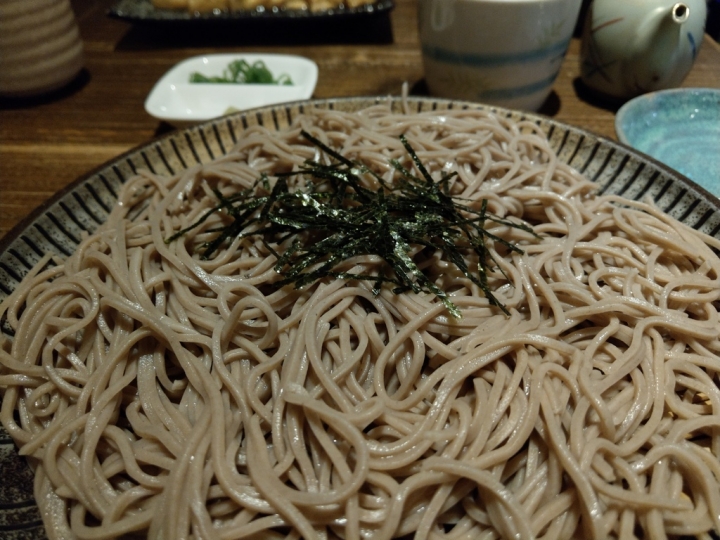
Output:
top-left (615, 88), bottom-right (720, 195)
top-left (2, 96), bottom-right (720, 538)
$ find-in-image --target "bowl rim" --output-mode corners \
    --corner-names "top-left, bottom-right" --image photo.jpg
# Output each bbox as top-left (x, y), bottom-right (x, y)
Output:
top-left (615, 87), bottom-right (720, 145)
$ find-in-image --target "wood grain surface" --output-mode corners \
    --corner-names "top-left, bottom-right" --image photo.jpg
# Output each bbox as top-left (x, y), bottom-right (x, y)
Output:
top-left (1, 0), bottom-right (719, 241)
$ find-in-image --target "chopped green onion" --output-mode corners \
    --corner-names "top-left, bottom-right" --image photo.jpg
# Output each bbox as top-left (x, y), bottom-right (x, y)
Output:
top-left (189, 60), bottom-right (293, 85)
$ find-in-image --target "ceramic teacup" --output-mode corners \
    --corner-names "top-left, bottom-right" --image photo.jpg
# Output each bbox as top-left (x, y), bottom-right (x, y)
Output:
top-left (418, 0), bottom-right (583, 111)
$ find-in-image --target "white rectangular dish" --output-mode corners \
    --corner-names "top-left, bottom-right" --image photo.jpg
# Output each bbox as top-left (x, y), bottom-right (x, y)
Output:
top-left (144, 53), bottom-right (318, 125)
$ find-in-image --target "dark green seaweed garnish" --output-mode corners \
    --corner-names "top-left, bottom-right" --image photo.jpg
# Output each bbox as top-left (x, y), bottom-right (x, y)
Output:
top-left (167, 130), bottom-right (535, 317)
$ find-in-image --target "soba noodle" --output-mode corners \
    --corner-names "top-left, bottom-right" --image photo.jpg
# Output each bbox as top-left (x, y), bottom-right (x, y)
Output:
top-left (2, 104), bottom-right (720, 540)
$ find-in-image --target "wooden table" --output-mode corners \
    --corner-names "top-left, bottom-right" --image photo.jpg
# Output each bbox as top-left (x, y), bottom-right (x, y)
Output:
top-left (1, 0), bottom-right (719, 242)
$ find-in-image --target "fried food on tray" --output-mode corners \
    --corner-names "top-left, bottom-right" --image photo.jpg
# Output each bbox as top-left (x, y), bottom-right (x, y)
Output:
top-left (151, 0), bottom-right (187, 8)
top-left (154, 0), bottom-right (373, 12)
top-left (188, 0), bottom-right (227, 11)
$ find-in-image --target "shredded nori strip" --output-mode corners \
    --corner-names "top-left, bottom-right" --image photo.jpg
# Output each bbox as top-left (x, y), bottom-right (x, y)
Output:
top-left (167, 130), bottom-right (536, 317)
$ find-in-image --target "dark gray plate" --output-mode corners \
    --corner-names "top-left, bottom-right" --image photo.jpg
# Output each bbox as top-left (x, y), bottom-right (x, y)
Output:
top-left (1, 96), bottom-right (720, 538)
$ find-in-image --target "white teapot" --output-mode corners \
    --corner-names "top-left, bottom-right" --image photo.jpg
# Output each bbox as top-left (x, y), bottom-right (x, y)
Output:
top-left (580, 0), bottom-right (707, 101)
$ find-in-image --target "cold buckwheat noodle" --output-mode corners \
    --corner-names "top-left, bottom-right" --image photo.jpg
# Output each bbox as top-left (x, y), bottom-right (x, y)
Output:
top-left (2, 104), bottom-right (720, 540)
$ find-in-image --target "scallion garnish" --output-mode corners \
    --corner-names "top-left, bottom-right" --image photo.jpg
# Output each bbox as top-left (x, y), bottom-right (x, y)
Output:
top-left (167, 131), bottom-right (536, 317)
top-left (189, 59), bottom-right (293, 85)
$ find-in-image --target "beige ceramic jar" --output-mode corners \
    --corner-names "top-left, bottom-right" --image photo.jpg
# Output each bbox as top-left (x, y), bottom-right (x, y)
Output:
top-left (0, 0), bottom-right (84, 97)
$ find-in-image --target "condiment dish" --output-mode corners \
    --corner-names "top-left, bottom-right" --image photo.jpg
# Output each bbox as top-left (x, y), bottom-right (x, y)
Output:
top-left (145, 53), bottom-right (318, 125)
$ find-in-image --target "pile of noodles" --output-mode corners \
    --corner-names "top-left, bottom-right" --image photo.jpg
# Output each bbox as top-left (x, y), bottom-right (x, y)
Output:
top-left (2, 104), bottom-right (720, 540)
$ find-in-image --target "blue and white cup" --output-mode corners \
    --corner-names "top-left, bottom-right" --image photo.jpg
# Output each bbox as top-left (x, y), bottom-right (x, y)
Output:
top-left (418, 0), bottom-right (583, 111)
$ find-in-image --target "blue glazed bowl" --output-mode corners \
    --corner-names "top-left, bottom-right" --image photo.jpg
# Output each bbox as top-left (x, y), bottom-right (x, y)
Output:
top-left (615, 88), bottom-right (720, 195)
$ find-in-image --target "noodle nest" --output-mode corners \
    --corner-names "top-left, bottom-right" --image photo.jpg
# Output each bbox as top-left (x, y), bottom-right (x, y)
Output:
top-left (2, 104), bottom-right (720, 540)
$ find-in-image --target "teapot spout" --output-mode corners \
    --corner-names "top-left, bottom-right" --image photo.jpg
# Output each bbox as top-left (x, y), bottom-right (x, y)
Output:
top-left (671, 3), bottom-right (690, 24)
top-left (653, 2), bottom-right (689, 53)
top-left (625, 2), bottom-right (694, 92)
